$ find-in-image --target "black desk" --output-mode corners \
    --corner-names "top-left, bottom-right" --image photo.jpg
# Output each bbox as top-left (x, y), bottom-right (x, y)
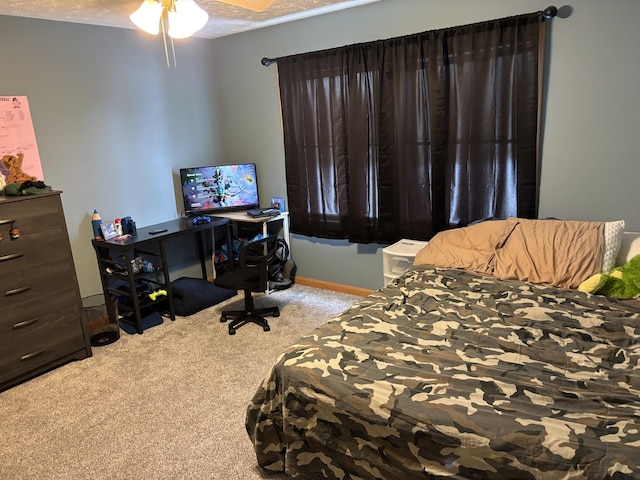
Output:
top-left (91, 217), bottom-right (231, 334)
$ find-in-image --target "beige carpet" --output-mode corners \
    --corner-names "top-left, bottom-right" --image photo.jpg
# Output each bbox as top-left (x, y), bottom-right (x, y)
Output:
top-left (0, 285), bottom-right (361, 480)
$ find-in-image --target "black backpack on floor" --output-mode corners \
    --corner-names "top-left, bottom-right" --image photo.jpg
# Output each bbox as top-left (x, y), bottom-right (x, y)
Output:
top-left (268, 238), bottom-right (296, 290)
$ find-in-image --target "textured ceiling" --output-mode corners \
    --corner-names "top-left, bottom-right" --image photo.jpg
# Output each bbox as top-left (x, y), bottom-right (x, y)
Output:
top-left (0, 0), bottom-right (379, 39)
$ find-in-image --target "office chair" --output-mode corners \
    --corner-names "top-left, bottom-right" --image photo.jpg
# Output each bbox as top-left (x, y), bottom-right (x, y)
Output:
top-left (213, 234), bottom-right (280, 335)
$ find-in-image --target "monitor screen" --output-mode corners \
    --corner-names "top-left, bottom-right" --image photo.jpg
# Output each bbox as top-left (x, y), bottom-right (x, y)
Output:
top-left (180, 163), bottom-right (260, 215)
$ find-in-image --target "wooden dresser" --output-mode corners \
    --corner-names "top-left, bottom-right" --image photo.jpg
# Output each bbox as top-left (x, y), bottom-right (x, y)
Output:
top-left (0, 192), bottom-right (91, 391)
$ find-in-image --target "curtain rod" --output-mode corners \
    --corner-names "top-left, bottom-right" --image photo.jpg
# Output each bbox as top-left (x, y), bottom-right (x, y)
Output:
top-left (260, 5), bottom-right (558, 67)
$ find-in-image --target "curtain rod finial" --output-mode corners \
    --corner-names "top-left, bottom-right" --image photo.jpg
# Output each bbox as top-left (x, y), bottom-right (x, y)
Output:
top-left (543, 6), bottom-right (558, 18)
top-left (261, 57), bottom-right (276, 66)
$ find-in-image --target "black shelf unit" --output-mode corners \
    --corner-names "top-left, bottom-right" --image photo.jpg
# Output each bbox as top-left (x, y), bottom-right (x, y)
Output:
top-left (92, 242), bottom-right (174, 334)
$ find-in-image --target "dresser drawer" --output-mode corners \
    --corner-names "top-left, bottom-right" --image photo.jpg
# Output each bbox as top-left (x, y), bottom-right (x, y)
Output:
top-left (0, 288), bottom-right (80, 332)
top-left (0, 227), bottom-right (70, 275)
top-left (0, 194), bottom-right (65, 237)
top-left (0, 259), bottom-right (78, 311)
top-left (0, 306), bottom-right (86, 384)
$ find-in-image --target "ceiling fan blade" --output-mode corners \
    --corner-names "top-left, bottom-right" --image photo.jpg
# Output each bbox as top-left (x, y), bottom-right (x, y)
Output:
top-left (217, 0), bottom-right (276, 12)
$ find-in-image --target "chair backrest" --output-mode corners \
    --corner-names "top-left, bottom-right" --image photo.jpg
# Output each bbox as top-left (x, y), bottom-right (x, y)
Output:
top-left (238, 235), bottom-right (279, 289)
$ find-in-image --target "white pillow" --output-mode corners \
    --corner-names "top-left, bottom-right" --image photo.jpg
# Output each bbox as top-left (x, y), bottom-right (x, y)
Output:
top-left (616, 231), bottom-right (640, 266)
top-left (602, 220), bottom-right (625, 272)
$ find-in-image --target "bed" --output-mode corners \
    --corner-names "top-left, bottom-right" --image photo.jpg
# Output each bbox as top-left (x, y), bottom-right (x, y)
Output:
top-left (246, 218), bottom-right (640, 480)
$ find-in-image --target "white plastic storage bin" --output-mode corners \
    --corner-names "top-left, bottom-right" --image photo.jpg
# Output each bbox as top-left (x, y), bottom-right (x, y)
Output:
top-left (382, 239), bottom-right (429, 285)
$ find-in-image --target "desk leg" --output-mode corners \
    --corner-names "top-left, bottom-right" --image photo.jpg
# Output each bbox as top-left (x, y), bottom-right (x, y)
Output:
top-left (282, 214), bottom-right (291, 250)
top-left (225, 222), bottom-right (234, 271)
top-left (195, 231), bottom-right (207, 280)
top-left (159, 240), bottom-right (176, 321)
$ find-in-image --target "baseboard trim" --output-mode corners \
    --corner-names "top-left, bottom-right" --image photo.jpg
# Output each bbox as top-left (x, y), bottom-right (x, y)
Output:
top-left (210, 274), bottom-right (373, 297)
top-left (295, 277), bottom-right (374, 297)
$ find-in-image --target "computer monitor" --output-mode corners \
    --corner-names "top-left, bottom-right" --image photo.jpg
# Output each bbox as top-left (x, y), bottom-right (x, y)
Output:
top-left (179, 163), bottom-right (260, 216)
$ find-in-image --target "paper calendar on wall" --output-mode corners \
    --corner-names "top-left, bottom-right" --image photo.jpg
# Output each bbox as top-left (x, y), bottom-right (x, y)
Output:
top-left (0, 96), bottom-right (44, 182)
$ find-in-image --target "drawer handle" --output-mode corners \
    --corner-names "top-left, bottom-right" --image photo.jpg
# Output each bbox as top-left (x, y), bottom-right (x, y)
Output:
top-left (4, 286), bottom-right (31, 297)
top-left (21, 350), bottom-right (45, 362)
top-left (13, 318), bottom-right (39, 329)
top-left (0, 218), bottom-right (16, 226)
top-left (0, 253), bottom-right (23, 262)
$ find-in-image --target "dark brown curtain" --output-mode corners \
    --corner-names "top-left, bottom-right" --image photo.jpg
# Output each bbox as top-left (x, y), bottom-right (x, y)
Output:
top-left (277, 12), bottom-right (546, 243)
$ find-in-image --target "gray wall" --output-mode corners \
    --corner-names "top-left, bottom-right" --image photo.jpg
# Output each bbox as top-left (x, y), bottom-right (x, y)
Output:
top-left (0, 16), bottom-right (223, 296)
top-left (1, 0), bottom-right (638, 297)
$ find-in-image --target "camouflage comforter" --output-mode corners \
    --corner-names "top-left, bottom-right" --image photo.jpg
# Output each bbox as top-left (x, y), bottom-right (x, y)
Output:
top-left (246, 266), bottom-right (640, 479)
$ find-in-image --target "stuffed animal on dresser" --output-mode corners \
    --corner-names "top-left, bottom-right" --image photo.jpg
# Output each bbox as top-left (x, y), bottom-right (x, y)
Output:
top-left (2, 152), bottom-right (38, 184)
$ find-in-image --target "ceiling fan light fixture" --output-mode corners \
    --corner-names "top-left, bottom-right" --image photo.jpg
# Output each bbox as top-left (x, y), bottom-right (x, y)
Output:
top-left (167, 0), bottom-right (210, 39)
top-left (130, 0), bottom-right (209, 67)
top-left (129, 0), bottom-right (164, 35)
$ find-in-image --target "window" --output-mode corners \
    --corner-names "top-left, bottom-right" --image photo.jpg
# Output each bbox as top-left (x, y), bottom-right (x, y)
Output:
top-left (277, 13), bottom-right (546, 243)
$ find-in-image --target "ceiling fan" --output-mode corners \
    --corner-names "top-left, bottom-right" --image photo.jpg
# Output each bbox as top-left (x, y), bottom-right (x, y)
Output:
top-left (130, 0), bottom-right (276, 66)
top-left (130, 0), bottom-right (276, 39)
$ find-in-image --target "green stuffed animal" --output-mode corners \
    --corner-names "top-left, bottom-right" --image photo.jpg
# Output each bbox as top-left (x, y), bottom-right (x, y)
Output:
top-left (579, 254), bottom-right (640, 299)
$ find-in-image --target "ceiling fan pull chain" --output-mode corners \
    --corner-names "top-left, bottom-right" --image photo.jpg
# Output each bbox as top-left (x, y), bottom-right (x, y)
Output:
top-left (171, 36), bottom-right (177, 67)
top-left (160, 15), bottom-right (170, 68)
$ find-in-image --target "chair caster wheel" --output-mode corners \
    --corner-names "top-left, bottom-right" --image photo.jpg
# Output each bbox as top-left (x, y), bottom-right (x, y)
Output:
top-left (228, 328), bottom-right (236, 335)
top-left (263, 324), bottom-right (270, 332)
top-left (273, 312), bottom-right (280, 317)
top-left (220, 315), bottom-right (227, 323)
